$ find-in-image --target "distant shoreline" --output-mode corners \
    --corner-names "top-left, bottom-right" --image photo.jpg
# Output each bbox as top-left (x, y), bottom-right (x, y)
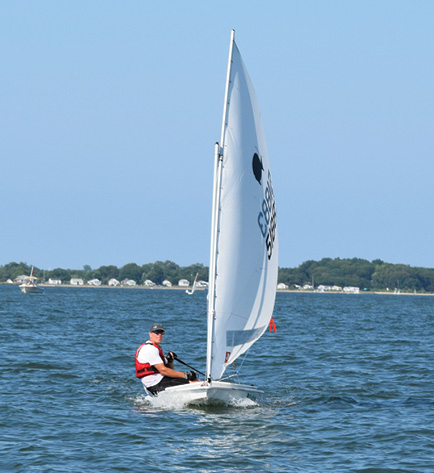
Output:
top-left (4, 283), bottom-right (434, 296)
top-left (280, 289), bottom-right (434, 296)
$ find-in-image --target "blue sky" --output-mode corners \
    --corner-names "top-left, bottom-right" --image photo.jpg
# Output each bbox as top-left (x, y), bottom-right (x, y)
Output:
top-left (2, 1), bottom-right (434, 270)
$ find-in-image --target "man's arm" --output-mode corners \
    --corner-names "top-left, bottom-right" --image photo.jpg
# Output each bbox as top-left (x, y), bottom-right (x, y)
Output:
top-left (154, 363), bottom-right (186, 379)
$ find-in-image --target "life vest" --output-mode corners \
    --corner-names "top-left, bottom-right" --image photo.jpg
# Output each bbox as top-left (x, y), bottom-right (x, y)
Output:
top-left (135, 341), bottom-right (166, 378)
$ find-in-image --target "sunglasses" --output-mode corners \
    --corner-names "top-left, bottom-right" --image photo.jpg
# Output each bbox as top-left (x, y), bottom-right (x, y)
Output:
top-left (152, 330), bottom-right (165, 335)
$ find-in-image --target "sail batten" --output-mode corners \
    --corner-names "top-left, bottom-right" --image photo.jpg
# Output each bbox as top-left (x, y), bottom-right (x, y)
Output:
top-left (207, 31), bottom-right (278, 381)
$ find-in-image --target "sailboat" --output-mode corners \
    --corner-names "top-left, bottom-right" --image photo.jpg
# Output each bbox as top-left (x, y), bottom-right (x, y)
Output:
top-left (161, 30), bottom-right (278, 404)
top-left (19, 267), bottom-right (43, 294)
top-left (186, 273), bottom-right (199, 295)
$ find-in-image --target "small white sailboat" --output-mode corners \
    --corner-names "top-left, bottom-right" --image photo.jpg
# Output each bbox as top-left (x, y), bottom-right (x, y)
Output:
top-left (20, 267), bottom-right (43, 294)
top-left (185, 273), bottom-right (199, 295)
top-left (159, 30), bottom-right (278, 405)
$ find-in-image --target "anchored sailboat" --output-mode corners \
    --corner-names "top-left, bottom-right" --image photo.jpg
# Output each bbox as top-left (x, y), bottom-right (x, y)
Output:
top-left (19, 266), bottom-right (43, 294)
top-left (161, 30), bottom-right (278, 404)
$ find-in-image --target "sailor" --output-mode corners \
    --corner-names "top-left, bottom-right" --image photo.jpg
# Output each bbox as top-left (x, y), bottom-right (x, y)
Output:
top-left (135, 323), bottom-right (198, 395)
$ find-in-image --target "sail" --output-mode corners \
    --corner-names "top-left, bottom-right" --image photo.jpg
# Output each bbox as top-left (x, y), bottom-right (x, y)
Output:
top-left (208, 32), bottom-right (278, 380)
top-left (24, 266), bottom-right (37, 281)
top-left (186, 273), bottom-right (199, 295)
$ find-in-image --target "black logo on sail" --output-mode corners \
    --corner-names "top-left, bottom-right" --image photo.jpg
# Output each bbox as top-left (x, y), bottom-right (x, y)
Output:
top-left (252, 153), bottom-right (264, 185)
top-left (254, 153), bottom-right (276, 260)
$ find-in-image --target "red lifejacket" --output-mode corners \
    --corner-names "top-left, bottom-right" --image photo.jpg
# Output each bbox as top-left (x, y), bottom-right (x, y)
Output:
top-left (135, 341), bottom-right (166, 378)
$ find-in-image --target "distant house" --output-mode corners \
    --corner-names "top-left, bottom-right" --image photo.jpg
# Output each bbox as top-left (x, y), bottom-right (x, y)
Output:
top-left (197, 280), bottom-right (208, 288)
top-left (48, 278), bottom-right (62, 285)
top-left (15, 275), bottom-right (27, 283)
top-left (178, 279), bottom-right (189, 287)
top-left (344, 286), bottom-right (360, 294)
top-left (70, 278), bottom-right (84, 286)
top-left (162, 280), bottom-right (172, 287)
top-left (144, 280), bottom-right (155, 287)
top-left (277, 283), bottom-right (288, 290)
top-left (121, 279), bottom-right (136, 286)
top-left (87, 279), bottom-right (102, 286)
top-left (317, 285), bottom-right (343, 293)
top-left (108, 278), bottom-right (120, 287)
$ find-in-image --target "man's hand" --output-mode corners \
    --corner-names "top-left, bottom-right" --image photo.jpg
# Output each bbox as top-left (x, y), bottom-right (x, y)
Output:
top-left (185, 370), bottom-right (197, 381)
top-left (166, 351), bottom-right (177, 363)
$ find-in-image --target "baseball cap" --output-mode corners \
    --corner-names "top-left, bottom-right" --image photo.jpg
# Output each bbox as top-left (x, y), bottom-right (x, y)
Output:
top-left (150, 323), bottom-right (165, 333)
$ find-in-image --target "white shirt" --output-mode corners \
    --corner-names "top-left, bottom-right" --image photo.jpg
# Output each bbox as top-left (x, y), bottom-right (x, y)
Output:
top-left (137, 342), bottom-right (164, 388)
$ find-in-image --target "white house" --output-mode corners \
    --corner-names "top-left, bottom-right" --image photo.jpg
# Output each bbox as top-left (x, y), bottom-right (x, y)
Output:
top-left (162, 280), bottom-right (172, 287)
top-left (343, 286), bottom-right (360, 294)
top-left (144, 279), bottom-right (155, 287)
top-left (197, 280), bottom-right (208, 288)
top-left (317, 285), bottom-right (332, 292)
top-left (48, 278), bottom-right (62, 285)
top-left (108, 278), bottom-right (120, 286)
top-left (277, 283), bottom-right (289, 290)
top-left (87, 279), bottom-right (102, 286)
top-left (70, 278), bottom-right (84, 286)
top-left (121, 279), bottom-right (136, 286)
top-left (178, 279), bottom-right (190, 287)
top-left (317, 285), bottom-right (343, 292)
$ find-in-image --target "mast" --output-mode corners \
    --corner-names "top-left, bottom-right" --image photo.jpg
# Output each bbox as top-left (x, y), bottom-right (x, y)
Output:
top-left (206, 30), bottom-right (235, 381)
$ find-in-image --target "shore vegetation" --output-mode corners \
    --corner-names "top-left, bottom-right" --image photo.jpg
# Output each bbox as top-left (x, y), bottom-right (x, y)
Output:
top-left (2, 258), bottom-right (434, 293)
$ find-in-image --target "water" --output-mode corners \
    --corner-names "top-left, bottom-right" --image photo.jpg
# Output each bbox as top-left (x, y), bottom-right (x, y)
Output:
top-left (1, 286), bottom-right (433, 472)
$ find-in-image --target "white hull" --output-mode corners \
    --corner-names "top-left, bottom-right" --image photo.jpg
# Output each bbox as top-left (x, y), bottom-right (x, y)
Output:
top-left (20, 284), bottom-right (43, 294)
top-left (19, 268), bottom-right (42, 293)
top-left (161, 380), bottom-right (263, 405)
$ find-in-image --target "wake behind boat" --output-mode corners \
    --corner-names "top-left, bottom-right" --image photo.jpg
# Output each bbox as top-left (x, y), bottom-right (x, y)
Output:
top-left (20, 267), bottom-right (43, 294)
top-left (149, 30), bottom-right (278, 405)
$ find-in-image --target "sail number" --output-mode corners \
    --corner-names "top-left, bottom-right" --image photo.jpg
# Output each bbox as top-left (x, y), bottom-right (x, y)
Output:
top-left (258, 170), bottom-right (276, 260)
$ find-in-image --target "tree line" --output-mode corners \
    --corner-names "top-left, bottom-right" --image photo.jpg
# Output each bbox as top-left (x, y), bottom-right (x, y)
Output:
top-left (2, 258), bottom-right (434, 292)
top-left (278, 258), bottom-right (434, 292)
top-left (0, 261), bottom-right (208, 286)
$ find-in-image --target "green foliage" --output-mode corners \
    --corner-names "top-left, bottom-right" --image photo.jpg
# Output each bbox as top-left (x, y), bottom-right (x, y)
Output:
top-left (2, 258), bottom-right (434, 292)
top-left (0, 260), bottom-right (209, 287)
top-left (278, 258), bottom-right (434, 292)
top-left (145, 261), bottom-right (166, 285)
top-left (118, 263), bottom-right (142, 283)
top-left (0, 262), bottom-right (33, 281)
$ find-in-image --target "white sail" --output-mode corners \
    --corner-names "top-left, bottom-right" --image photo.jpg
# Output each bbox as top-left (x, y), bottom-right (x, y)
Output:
top-left (186, 273), bottom-right (199, 295)
top-left (207, 31), bottom-right (278, 380)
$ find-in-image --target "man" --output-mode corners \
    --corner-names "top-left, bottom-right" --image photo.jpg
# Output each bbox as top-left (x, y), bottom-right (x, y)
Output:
top-left (135, 323), bottom-right (198, 395)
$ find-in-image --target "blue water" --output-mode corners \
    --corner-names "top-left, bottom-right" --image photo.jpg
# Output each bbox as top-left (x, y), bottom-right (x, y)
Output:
top-left (1, 285), bottom-right (433, 472)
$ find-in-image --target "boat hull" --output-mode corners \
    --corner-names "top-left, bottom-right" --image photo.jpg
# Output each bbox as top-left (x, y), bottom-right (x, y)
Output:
top-left (161, 380), bottom-right (263, 405)
top-left (20, 285), bottom-right (43, 294)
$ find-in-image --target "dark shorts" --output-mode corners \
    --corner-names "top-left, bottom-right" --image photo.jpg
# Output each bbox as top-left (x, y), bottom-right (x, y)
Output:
top-left (147, 376), bottom-right (189, 395)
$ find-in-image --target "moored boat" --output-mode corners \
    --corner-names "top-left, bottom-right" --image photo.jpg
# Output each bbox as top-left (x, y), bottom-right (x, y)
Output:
top-left (19, 267), bottom-right (43, 294)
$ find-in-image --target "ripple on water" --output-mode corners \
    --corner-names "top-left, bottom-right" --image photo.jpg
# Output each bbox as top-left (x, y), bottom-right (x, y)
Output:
top-left (1, 287), bottom-right (434, 472)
